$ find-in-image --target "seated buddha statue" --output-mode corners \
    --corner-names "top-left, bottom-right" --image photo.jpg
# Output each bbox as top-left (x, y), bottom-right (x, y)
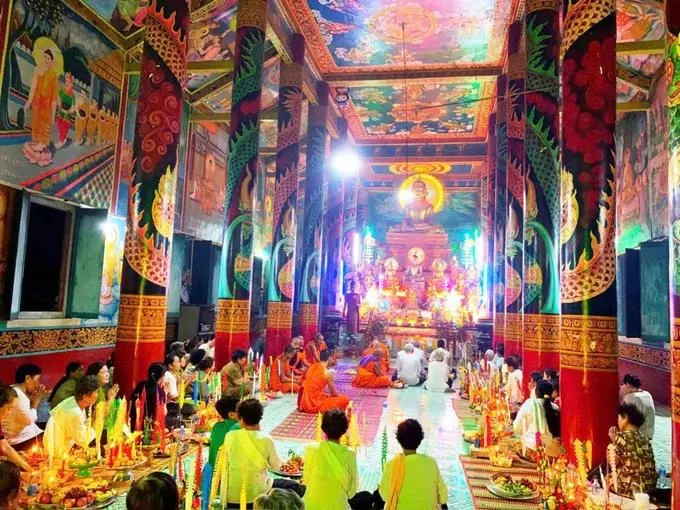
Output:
top-left (401, 179), bottom-right (435, 231)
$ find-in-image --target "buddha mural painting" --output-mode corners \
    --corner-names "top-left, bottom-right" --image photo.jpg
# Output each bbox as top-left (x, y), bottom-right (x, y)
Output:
top-left (402, 179), bottom-right (434, 231)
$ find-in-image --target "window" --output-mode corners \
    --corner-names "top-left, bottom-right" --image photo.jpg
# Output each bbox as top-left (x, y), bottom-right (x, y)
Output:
top-left (10, 193), bottom-right (107, 320)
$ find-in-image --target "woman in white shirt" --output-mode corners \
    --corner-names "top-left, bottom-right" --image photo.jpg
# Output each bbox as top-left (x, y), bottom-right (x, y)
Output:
top-left (513, 381), bottom-right (561, 457)
top-left (2, 364), bottom-right (47, 448)
top-left (504, 355), bottom-right (524, 413)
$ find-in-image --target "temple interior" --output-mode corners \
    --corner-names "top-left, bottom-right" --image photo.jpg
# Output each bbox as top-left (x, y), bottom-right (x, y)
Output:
top-left (0, 0), bottom-right (678, 509)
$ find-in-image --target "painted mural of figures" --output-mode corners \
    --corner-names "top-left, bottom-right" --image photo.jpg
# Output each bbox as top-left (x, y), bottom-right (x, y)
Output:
top-left (74, 90), bottom-right (89, 145)
top-left (54, 72), bottom-right (75, 149)
top-left (116, 0), bottom-right (148, 31)
top-left (189, 152), bottom-right (225, 215)
top-left (96, 106), bottom-right (107, 145)
top-left (21, 38), bottom-right (62, 167)
top-left (86, 98), bottom-right (98, 144)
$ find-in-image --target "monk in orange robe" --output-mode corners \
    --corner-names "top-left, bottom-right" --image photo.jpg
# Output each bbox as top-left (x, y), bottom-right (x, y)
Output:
top-left (363, 340), bottom-right (390, 373)
top-left (304, 333), bottom-right (328, 364)
top-left (290, 336), bottom-right (310, 376)
top-left (270, 346), bottom-right (301, 393)
top-left (298, 350), bottom-right (349, 413)
top-left (353, 350), bottom-right (396, 388)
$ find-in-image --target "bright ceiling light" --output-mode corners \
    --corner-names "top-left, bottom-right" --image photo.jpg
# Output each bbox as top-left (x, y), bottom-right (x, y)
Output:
top-left (330, 148), bottom-right (362, 176)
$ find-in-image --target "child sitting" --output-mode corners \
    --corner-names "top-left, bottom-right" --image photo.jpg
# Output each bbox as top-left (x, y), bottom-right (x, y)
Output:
top-left (209, 396), bottom-right (240, 467)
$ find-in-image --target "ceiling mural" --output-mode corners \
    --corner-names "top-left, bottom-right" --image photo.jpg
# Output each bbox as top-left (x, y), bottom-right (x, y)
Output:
top-left (617, 55), bottom-right (664, 79)
top-left (78, 0), bottom-right (147, 39)
top-left (616, 0), bottom-right (664, 42)
top-left (282, 0), bottom-right (519, 74)
top-left (616, 79), bottom-right (646, 103)
top-left (343, 80), bottom-right (493, 143)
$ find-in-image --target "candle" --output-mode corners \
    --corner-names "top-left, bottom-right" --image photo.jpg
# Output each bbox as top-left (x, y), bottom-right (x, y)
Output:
top-left (252, 368), bottom-right (256, 396)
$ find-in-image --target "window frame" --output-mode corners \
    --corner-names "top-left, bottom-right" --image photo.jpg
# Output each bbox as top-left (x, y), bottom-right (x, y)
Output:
top-left (11, 194), bottom-right (75, 320)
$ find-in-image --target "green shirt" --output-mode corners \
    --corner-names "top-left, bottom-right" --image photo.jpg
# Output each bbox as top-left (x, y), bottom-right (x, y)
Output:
top-left (209, 418), bottom-right (239, 466)
top-left (379, 453), bottom-right (447, 510)
top-left (51, 377), bottom-right (78, 408)
top-left (303, 441), bottom-right (358, 510)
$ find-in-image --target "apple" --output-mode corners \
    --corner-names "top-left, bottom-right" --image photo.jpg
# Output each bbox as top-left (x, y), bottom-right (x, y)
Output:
top-left (63, 499), bottom-right (75, 508)
top-left (76, 497), bottom-right (88, 507)
top-left (38, 493), bottom-right (52, 504)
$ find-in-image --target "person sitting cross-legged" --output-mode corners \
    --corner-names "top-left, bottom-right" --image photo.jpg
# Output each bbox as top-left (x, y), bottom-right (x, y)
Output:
top-left (298, 350), bottom-right (349, 414)
top-left (379, 419), bottom-right (448, 510)
top-left (269, 346), bottom-right (302, 393)
top-left (354, 349), bottom-right (401, 388)
top-left (396, 343), bottom-right (423, 387)
top-left (303, 409), bottom-right (358, 510)
top-left (217, 399), bottom-right (302, 508)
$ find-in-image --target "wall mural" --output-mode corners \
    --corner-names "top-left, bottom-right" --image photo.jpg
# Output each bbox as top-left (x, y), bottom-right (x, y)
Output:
top-left (99, 215), bottom-right (125, 323)
top-left (616, 0), bottom-right (664, 42)
top-left (186, 0), bottom-right (237, 93)
top-left (114, 74), bottom-right (137, 216)
top-left (344, 80), bottom-right (493, 143)
top-left (648, 71), bottom-right (669, 239)
top-left (615, 112), bottom-right (650, 253)
top-left (283, 0), bottom-right (519, 74)
top-left (80, 0), bottom-right (146, 36)
top-left (182, 122), bottom-right (227, 244)
top-left (0, 1), bottom-right (122, 210)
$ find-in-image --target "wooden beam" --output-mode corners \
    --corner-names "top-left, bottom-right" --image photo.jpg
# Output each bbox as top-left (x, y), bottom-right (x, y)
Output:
top-left (126, 60), bottom-right (231, 75)
top-left (325, 66), bottom-right (502, 86)
top-left (616, 65), bottom-right (651, 91)
top-left (189, 112), bottom-right (229, 123)
top-left (616, 101), bottom-right (650, 112)
top-left (616, 40), bottom-right (665, 55)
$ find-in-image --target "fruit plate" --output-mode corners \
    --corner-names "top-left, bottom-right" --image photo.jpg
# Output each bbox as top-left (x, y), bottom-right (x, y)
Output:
top-left (110, 458), bottom-right (147, 471)
top-left (270, 469), bottom-right (302, 479)
top-left (486, 482), bottom-right (539, 501)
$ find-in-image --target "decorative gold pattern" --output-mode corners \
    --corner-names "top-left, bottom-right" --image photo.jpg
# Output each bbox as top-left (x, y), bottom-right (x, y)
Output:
top-left (117, 294), bottom-right (168, 343)
top-left (561, 0), bottom-right (615, 58)
top-left (299, 303), bottom-right (319, 326)
top-left (236, 0), bottom-right (269, 31)
top-left (560, 314), bottom-right (618, 371)
top-left (308, 104), bottom-right (328, 128)
top-left (618, 342), bottom-right (670, 371)
top-left (526, 0), bottom-right (560, 12)
top-left (493, 312), bottom-right (506, 337)
top-left (280, 61), bottom-right (303, 87)
top-left (267, 302), bottom-right (293, 329)
top-left (523, 313), bottom-right (560, 352)
top-left (216, 299), bottom-right (250, 334)
top-left (672, 319), bottom-right (680, 423)
top-left (504, 312), bottom-right (522, 341)
top-left (0, 327), bottom-right (116, 356)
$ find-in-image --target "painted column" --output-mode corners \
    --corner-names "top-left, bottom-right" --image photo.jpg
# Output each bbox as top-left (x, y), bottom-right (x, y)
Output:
top-left (266, 34), bottom-right (305, 356)
top-left (321, 121), bottom-right (346, 322)
top-left (215, 0), bottom-right (269, 367)
top-left (505, 21), bottom-right (525, 359)
top-left (522, 0), bottom-right (561, 382)
top-left (485, 112), bottom-right (496, 319)
top-left (115, 0), bottom-right (189, 397)
top-left (297, 82), bottom-right (331, 341)
top-left (665, 3), bottom-right (680, 504)
top-left (342, 167), bottom-right (359, 285)
top-left (560, 0), bottom-right (617, 466)
top-left (493, 75), bottom-right (508, 349)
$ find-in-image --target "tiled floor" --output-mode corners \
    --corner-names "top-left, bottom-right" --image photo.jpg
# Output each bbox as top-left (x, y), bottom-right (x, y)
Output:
top-left (260, 385), bottom-right (474, 508)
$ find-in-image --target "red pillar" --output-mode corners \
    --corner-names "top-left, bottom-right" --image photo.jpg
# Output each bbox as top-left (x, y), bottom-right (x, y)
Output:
top-left (560, 0), bottom-right (617, 466)
top-left (505, 20), bottom-right (525, 359)
top-left (665, 3), bottom-right (680, 505)
top-left (115, 0), bottom-right (189, 397)
top-left (265, 34), bottom-right (305, 356)
top-left (493, 75), bottom-right (507, 349)
top-left (296, 83), bottom-right (331, 341)
top-left (522, 0), bottom-right (561, 382)
top-left (215, 0), bottom-right (269, 367)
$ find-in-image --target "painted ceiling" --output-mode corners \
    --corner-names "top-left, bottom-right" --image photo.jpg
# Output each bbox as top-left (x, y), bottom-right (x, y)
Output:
top-left (342, 79), bottom-right (494, 143)
top-left (282, 0), bottom-right (519, 74)
top-left (368, 161), bottom-right (482, 178)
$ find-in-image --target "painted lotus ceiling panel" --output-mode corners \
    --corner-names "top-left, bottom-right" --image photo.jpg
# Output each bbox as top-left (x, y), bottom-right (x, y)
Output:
top-left (282, 0), bottom-right (520, 74)
top-left (616, 0), bottom-right (664, 42)
top-left (368, 162), bottom-right (481, 177)
top-left (343, 80), bottom-right (493, 143)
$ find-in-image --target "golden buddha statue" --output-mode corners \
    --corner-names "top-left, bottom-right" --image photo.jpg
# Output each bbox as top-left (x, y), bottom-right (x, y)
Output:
top-left (401, 179), bottom-right (435, 231)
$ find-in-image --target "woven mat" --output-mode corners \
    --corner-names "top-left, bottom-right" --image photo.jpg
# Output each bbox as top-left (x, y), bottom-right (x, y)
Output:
top-left (270, 366), bottom-right (388, 444)
top-left (452, 395), bottom-right (480, 424)
top-left (459, 455), bottom-right (542, 510)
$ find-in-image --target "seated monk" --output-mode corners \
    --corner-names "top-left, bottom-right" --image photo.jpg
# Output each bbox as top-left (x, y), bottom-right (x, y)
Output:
top-left (353, 350), bottom-right (400, 388)
top-left (298, 350), bottom-right (349, 414)
top-left (290, 337), bottom-right (310, 376)
top-left (270, 346), bottom-right (302, 393)
top-left (304, 333), bottom-right (328, 364)
top-left (363, 340), bottom-right (390, 374)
